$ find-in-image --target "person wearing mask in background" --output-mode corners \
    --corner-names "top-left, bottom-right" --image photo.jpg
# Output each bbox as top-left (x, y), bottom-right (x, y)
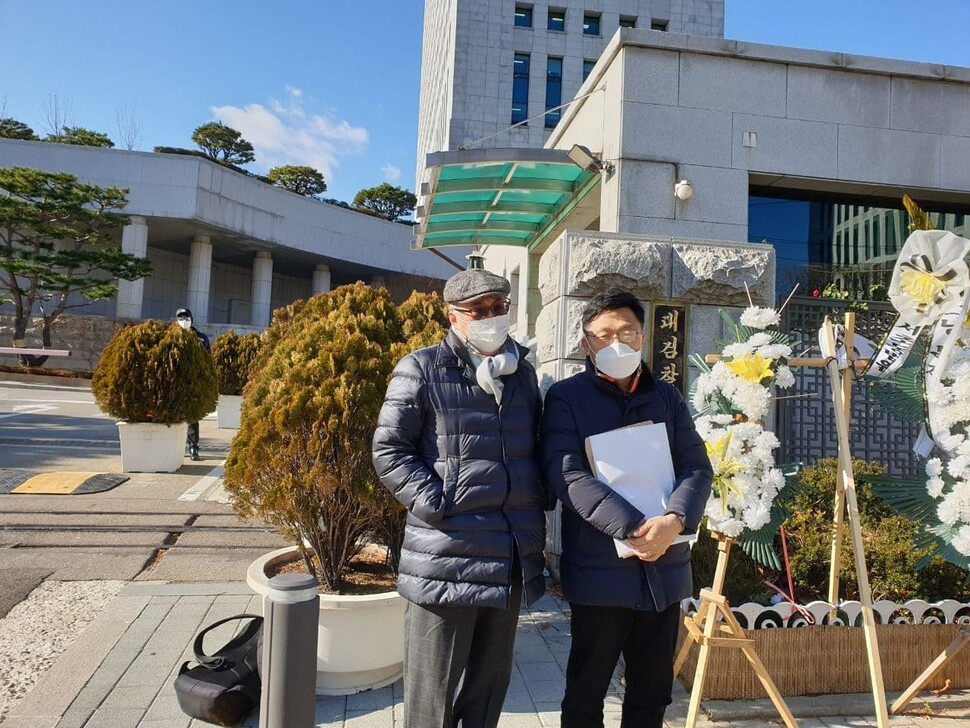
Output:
top-left (175, 307), bottom-right (210, 461)
top-left (540, 288), bottom-right (713, 728)
top-left (372, 267), bottom-right (548, 728)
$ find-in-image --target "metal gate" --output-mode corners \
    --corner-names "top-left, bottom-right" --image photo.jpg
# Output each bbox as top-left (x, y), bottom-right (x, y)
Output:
top-left (776, 297), bottom-right (921, 476)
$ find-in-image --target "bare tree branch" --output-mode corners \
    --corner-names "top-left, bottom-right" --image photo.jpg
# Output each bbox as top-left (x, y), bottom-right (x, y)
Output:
top-left (40, 92), bottom-right (72, 139)
top-left (115, 105), bottom-right (142, 151)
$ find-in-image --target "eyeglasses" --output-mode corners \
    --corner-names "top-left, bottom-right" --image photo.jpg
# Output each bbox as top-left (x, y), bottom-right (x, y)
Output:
top-left (584, 329), bottom-right (643, 345)
top-left (452, 299), bottom-right (511, 320)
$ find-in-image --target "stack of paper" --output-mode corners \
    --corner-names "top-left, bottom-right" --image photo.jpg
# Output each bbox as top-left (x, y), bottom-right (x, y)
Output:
top-left (584, 421), bottom-right (690, 557)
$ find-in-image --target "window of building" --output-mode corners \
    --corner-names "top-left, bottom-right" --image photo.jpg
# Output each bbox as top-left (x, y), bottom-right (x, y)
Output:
top-left (619, 16), bottom-right (637, 28)
top-left (872, 219), bottom-right (881, 258)
top-left (548, 8), bottom-right (565, 32)
top-left (583, 13), bottom-right (601, 35)
top-left (512, 53), bottom-right (530, 124)
top-left (545, 56), bottom-right (563, 128)
top-left (514, 4), bottom-right (533, 27)
top-left (582, 59), bottom-right (596, 81)
top-left (650, 19), bottom-right (668, 31)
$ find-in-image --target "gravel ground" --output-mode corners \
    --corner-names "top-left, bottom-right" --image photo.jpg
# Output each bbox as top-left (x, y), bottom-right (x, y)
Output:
top-left (0, 579), bottom-right (124, 724)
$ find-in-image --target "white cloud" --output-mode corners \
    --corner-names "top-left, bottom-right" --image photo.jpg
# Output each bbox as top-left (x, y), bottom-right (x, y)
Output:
top-left (381, 164), bottom-right (402, 182)
top-left (212, 89), bottom-right (369, 182)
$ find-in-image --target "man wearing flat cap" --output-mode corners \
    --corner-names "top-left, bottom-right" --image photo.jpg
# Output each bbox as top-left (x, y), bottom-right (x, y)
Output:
top-left (373, 266), bottom-right (548, 728)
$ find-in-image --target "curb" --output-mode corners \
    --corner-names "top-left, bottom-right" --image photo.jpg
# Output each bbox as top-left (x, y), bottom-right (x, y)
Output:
top-left (0, 372), bottom-right (92, 389)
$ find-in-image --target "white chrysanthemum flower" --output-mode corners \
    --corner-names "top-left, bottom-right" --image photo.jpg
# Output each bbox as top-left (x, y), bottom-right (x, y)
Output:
top-left (948, 456), bottom-right (970, 480)
top-left (739, 306), bottom-right (781, 329)
top-left (748, 333), bottom-right (771, 347)
top-left (927, 476), bottom-right (946, 498)
top-left (756, 344), bottom-right (793, 361)
top-left (722, 342), bottom-right (754, 358)
top-left (952, 525), bottom-right (970, 557)
top-left (926, 458), bottom-right (944, 477)
top-left (774, 366), bottom-right (795, 389)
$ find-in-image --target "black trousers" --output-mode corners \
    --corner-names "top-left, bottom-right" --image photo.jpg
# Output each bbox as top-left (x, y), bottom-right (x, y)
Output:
top-left (186, 422), bottom-right (200, 449)
top-left (402, 557), bottom-right (522, 728)
top-left (562, 602), bottom-right (681, 728)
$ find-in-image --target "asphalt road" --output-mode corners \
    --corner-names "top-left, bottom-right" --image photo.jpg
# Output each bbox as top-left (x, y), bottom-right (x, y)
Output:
top-left (0, 379), bottom-right (285, 594)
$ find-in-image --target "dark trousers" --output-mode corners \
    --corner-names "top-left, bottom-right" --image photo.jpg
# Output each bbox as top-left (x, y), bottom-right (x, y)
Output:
top-left (186, 422), bottom-right (200, 449)
top-left (562, 602), bottom-right (680, 728)
top-left (403, 560), bottom-right (522, 728)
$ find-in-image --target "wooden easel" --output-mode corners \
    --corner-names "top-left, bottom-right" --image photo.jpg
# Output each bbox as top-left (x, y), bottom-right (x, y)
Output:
top-left (685, 312), bottom-right (889, 727)
top-left (818, 317), bottom-right (889, 727)
top-left (674, 532), bottom-right (798, 728)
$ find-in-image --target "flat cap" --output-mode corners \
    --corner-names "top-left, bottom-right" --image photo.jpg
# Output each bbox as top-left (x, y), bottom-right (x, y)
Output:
top-left (443, 269), bottom-right (511, 304)
top-left (175, 307), bottom-right (192, 318)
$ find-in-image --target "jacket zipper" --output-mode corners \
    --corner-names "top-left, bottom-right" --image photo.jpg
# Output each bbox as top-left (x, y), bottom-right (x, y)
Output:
top-left (497, 398), bottom-right (517, 610)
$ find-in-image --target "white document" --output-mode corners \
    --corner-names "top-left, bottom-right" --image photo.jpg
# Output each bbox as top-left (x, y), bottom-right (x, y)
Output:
top-left (584, 421), bottom-right (691, 558)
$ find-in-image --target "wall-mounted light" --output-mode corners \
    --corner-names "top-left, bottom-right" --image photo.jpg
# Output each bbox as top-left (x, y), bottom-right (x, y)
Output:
top-left (674, 179), bottom-right (693, 201)
top-left (567, 144), bottom-right (615, 176)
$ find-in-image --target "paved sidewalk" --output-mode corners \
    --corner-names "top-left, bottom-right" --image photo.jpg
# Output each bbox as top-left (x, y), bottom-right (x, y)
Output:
top-left (5, 580), bottom-right (970, 728)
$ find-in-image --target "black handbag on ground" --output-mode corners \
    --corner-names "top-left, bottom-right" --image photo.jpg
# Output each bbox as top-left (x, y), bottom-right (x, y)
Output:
top-left (174, 613), bottom-right (263, 726)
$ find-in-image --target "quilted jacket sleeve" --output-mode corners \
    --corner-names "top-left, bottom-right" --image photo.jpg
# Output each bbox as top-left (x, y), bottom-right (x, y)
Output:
top-left (371, 354), bottom-right (448, 525)
top-left (664, 388), bottom-right (714, 533)
top-left (539, 384), bottom-right (645, 540)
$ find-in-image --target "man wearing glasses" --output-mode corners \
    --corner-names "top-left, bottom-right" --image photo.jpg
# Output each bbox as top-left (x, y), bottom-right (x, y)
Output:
top-left (372, 267), bottom-right (548, 728)
top-left (540, 288), bottom-right (712, 728)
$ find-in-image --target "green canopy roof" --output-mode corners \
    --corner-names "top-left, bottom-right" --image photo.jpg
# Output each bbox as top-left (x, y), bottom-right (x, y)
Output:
top-left (413, 148), bottom-right (599, 250)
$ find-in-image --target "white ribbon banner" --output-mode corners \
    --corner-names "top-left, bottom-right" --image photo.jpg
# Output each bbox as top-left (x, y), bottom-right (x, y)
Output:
top-left (864, 230), bottom-right (970, 456)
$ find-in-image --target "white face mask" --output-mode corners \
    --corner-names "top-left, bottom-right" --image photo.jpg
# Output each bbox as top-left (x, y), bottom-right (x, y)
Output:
top-left (593, 341), bottom-right (642, 379)
top-left (177, 319), bottom-right (192, 331)
top-left (464, 313), bottom-right (511, 354)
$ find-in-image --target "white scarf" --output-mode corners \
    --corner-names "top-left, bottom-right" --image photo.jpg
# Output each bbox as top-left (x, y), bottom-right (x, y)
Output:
top-left (473, 346), bottom-right (519, 405)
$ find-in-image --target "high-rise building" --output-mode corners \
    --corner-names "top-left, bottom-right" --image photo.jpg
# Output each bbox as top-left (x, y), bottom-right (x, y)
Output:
top-left (416, 0), bottom-right (725, 188)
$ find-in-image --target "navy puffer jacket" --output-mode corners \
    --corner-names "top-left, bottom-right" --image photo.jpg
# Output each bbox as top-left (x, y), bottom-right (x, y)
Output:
top-left (372, 331), bottom-right (547, 609)
top-left (540, 362), bottom-right (712, 612)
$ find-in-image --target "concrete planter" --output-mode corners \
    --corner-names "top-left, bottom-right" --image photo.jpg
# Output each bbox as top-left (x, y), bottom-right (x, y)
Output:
top-left (247, 546), bottom-right (405, 695)
top-left (216, 395), bottom-right (242, 429)
top-left (117, 421), bottom-right (188, 473)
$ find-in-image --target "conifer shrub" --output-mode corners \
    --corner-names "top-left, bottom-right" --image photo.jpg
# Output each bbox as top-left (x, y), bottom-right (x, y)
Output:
top-left (92, 319), bottom-right (218, 424)
top-left (224, 283), bottom-right (447, 592)
top-left (211, 330), bottom-right (262, 396)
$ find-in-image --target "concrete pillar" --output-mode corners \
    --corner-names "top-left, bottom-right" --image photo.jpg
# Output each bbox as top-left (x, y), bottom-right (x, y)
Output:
top-left (371, 275), bottom-right (387, 290)
top-left (116, 216), bottom-right (148, 319)
top-left (312, 264), bottom-right (331, 295)
top-left (251, 251), bottom-right (273, 328)
top-left (186, 235), bottom-right (212, 324)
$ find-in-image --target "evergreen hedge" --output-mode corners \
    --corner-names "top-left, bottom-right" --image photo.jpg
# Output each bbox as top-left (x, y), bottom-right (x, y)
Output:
top-left (211, 330), bottom-right (262, 396)
top-left (223, 283), bottom-right (448, 592)
top-left (92, 320), bottom-right (218, 424)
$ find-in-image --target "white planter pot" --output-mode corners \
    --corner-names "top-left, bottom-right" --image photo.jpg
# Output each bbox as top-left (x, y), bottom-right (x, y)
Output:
top-left (247, 546), bottom-right (405, 695)
top-left (216, 395), bottom-right (243, 429)
top-left (117, 421), bottom-right (188, 473)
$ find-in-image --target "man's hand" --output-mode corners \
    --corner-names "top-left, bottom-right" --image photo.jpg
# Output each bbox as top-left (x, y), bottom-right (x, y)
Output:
top-left (626, 514), bottom-right (684, 562)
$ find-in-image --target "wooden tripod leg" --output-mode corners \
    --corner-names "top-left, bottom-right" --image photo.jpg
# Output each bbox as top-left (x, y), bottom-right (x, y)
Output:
top-left (715, 605), bottom-right (799, 728)
top-left (685, 598), bottom-right (717, 728)
top-left (891, 627), bottom-right (970, 714)
top-left (673, 611), bottom-right (701, 677)
top-left (828, 312), bottom-right (854, 607)
top-left (683, 535), bottom-right (734, 728)
top-left (821, 319), bottom-right (890, 728)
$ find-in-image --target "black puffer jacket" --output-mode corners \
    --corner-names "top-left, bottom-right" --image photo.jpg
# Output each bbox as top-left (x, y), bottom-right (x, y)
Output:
top-left (372, 331), bottom-right (547, 609)
top-left (540, 362), bottom-right (712, 612)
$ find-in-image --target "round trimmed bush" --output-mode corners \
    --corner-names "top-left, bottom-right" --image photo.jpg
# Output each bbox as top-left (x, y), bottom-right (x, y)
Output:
top-left (211, 330), bottom-right (262, 396)
top-left (92, 319), bottom-right (218, 424)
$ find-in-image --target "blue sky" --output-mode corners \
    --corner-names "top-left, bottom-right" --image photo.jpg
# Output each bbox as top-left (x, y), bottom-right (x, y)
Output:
top-left (3, 1), bottom-right (970, 204)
